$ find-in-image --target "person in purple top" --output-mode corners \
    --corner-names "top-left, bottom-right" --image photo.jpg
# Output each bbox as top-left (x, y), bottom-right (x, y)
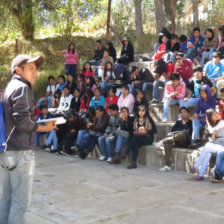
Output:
top-left (192, 84), bottom-right (216, 144)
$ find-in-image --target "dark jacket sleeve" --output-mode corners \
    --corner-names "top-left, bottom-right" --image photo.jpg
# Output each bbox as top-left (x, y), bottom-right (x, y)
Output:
top-left (93, 113), bottom-right (109, 132)
top-left (11, 86), bottom-right (38, 132)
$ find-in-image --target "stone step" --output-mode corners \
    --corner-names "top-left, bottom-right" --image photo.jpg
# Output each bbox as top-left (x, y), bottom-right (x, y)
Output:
top-left (154, 122), bottom-right (173, 142)
top-left (149, 103), bottom-right (196, 122)
top-left (135, 145), bottom-right (215, 176)
top-left (134, 53), bottom-right (154, 62)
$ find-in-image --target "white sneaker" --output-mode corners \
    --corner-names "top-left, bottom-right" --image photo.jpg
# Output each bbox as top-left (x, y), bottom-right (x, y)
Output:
top-left (106, 157), bottom-right (113, 163)
top-left (154, 140), bottom-right (163, 149)
top-left (44, 147), bottom-right (51, 152)
top-left (158, 165), bottom-right (171, 172)
top-left (162, 118), bottom-right (168, 123)
top-left (99, 156), bottom-right (106, 161)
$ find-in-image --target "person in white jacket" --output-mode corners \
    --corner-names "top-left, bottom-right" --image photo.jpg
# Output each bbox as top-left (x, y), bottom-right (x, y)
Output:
top-left (58, 86), bottom-right (73, 114)
top-left (193, 108), bottom-right (224, 181)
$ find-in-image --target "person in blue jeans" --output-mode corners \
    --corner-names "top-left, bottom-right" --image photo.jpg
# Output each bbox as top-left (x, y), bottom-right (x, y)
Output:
top-left (193, 109), bottom-right (224, 181)
top-left (74, 107), bottom-right (96, 152)
top-left (98, 104), bottom-right (119, 163)
top-left (111, 107), bottom-right (134, 165)
top-left (44, 129), bottom-right (58, 152)
top-left (78, 106), bottom-right (109, 159)
top-left (214, 151), bottom-right (224, 182)
top-left (183, 65), bottom-right (216, 108)
top-left (0, 54), bottom-right (56, 224)
top-left (192, 85), bottom-right (216, 144)
top-left (36, 104), bottom-right (52, 147)
top-left (184, 27), bottom-right (204, 61)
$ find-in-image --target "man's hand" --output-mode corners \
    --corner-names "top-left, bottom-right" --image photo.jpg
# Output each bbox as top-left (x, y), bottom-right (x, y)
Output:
top-left (184, 97), bottom-right (189, 102)
top-left (87, 123), bottom-right (93, 129)
top-left (104, 134), bottom-right (109, 138)
top-left (36, 124), bottom-right (56, 132)
top-left (170, 92), bottom-right (178, 97)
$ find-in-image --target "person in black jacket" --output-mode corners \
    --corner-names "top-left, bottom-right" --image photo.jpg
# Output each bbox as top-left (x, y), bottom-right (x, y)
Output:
top-left (133, 90), bottom-right (148, 116)
top-left (126, 104), bottom-right (156, 169)
top-left (106, 41), bottom-right (117, 62)
top-left (110, 107), bottom-right (134, 165)
top-left (78, 106), bottom-right (109, 159)
top-left (1, 54), bottom-right (56, 223)
top-left (57, 112), bottom-right (85, 155)
top-left (118, 37), bottom-right (134, 65)
top-left (155, 107), bottom-right (193, 172)
top-left (70, 88), bottom-right (81, 113)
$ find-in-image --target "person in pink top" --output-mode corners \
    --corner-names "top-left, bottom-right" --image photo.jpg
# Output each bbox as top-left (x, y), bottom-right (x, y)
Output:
top-left (81, 61), bottom-right (94, 79)
top-left (52, 42), bottom-right (79, 79)
top-left (162, 73), bottom-right (186, 122)
top-left (118, 85), bottom-right (135, 113)
top-left (173, 52), bottom-right (193, 83)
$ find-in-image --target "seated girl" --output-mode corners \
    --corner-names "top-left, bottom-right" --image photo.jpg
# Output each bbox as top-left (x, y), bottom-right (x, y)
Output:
top-left (85, 76), bottom-right (97, 94)
top-left (79, 89), bottom-right (93, 113)
top-left (90, 88), bottom-right (105, 109)
top-left (101, 61), bottom-right (116, 91)
top-left (105, 87), bottom-right (119, 113)
top-left (193, 109), bottom-right (224, 181)
top-left (192, 84), bottom-right (216, 145)
top-left (126, 105), bottom-right (156, 169)
top-left (81, 61), bottom-right (94, 78)
top-left (70, 88), bottom-right (81, 113)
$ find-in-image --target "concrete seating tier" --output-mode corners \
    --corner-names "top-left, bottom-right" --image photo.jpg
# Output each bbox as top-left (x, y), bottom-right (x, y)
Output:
top-left (127, 145), bottom-right (215, 176)
top-left (149, 103), bottom-right (196, 122)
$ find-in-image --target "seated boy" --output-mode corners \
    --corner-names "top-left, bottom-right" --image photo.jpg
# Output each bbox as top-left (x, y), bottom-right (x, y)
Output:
top-left (98, 104), bottom-right (120, 163)
top-left (36, 105), bottom-right (52, 147)
top-left (183, 65), bottom-right (216, 108)
top-left (155, 107), bottom-right (192, 171)
top-left (162, 73), bottom-right (186, 123)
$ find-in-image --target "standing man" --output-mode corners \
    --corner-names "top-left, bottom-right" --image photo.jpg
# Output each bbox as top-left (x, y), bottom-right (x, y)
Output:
top-left (0, 54), bottom-right (56, 224)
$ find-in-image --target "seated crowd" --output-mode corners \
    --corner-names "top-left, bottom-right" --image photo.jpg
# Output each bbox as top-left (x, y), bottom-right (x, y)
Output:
top-left (35, 26), bottom-right (224, 181)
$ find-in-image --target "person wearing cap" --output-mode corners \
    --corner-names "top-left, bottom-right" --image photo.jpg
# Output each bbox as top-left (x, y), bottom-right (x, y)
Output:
top-left (173, 52), bottom-right (194, 84)
top-left (204, 51), bottom-right (223, 85)
top-left (183, 65), bottom-right (216, 108)
top-left (118, 37), bottom-right (134, 65)
top-left (0, 54), bottom-right (56, 224)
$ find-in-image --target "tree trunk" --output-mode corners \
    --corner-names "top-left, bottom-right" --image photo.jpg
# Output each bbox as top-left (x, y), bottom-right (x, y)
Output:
top-left (163, 0), bottom-right (172, 23)
top-left (154, 0), bottom-right (166, 33)
top-left (134, 0), bottom-right (144, 39)
top-left (171, 0), bottom-right (177, 33)
top-left (12, 0), bottom-right (34, 40)
top-left (106, 0), bottom-right (112, 42)
top-left (192, 0), bottom-right (199, 27)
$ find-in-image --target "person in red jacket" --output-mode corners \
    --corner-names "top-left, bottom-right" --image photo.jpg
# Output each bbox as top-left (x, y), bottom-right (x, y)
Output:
top-left (218, 88), bottom-right (224, 119)
top-left (105, 87), bottom-right (119, 113)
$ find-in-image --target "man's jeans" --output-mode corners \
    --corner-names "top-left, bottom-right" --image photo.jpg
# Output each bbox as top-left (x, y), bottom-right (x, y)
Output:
top-left (215, 151), bottom-right (224, 179)
top-left (192, 119), bottom-right (205, 142)
top-left (46, 129), bottom-right (58, 150)
top-left (194, 142), bottom-right (224, 177)
top-left (36, 96), bottom-right (53, 109)
top-left (76, 130), bottom-right (89, 148)
top-left (0, 150), bottom-right (35, 224)
top-left (163, 99), bottom-right (184, 120)
top-left (182, 97), bottom-right (199, 108)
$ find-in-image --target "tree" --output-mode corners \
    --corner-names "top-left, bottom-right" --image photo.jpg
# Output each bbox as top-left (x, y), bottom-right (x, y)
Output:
top-left (2, 0), bottom-right (35, 40)
top-left (192, 0), bottom-right (199, 27)
top-left (154, 0), bottom-right (166, 33)
top-left (134, 0), bottom-right (144, 39)
top-left (171, 0), bottom-right (177, 33)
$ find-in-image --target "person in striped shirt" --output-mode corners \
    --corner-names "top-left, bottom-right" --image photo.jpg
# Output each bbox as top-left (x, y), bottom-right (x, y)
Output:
top-left (162, 73), bottom-right (186, 122)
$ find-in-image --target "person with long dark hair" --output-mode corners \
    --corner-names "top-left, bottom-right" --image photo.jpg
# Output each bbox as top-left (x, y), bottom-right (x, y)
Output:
top-left (51, 42), bottom-right (79, 79)
top-left (81, 61), bottom-right (94, 78)
top-left (126, 105), bottom-right (156, 169)
top-left (193, 109), bottom-right (224, 181)
top-left (102, 61), bottom-right (116, 91)
top-left (85, 76), bottom-right (97, 94)
top-left (79, 88), bottom-right (93, 113)
top-left (105, 41), bottom-right (117, 62)
top-left (67, 74), bottom-right (77, 95)
top-left (201, 28), bottom-right (218, 66)
top-left (118, 37), bottom-right (134, 65)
